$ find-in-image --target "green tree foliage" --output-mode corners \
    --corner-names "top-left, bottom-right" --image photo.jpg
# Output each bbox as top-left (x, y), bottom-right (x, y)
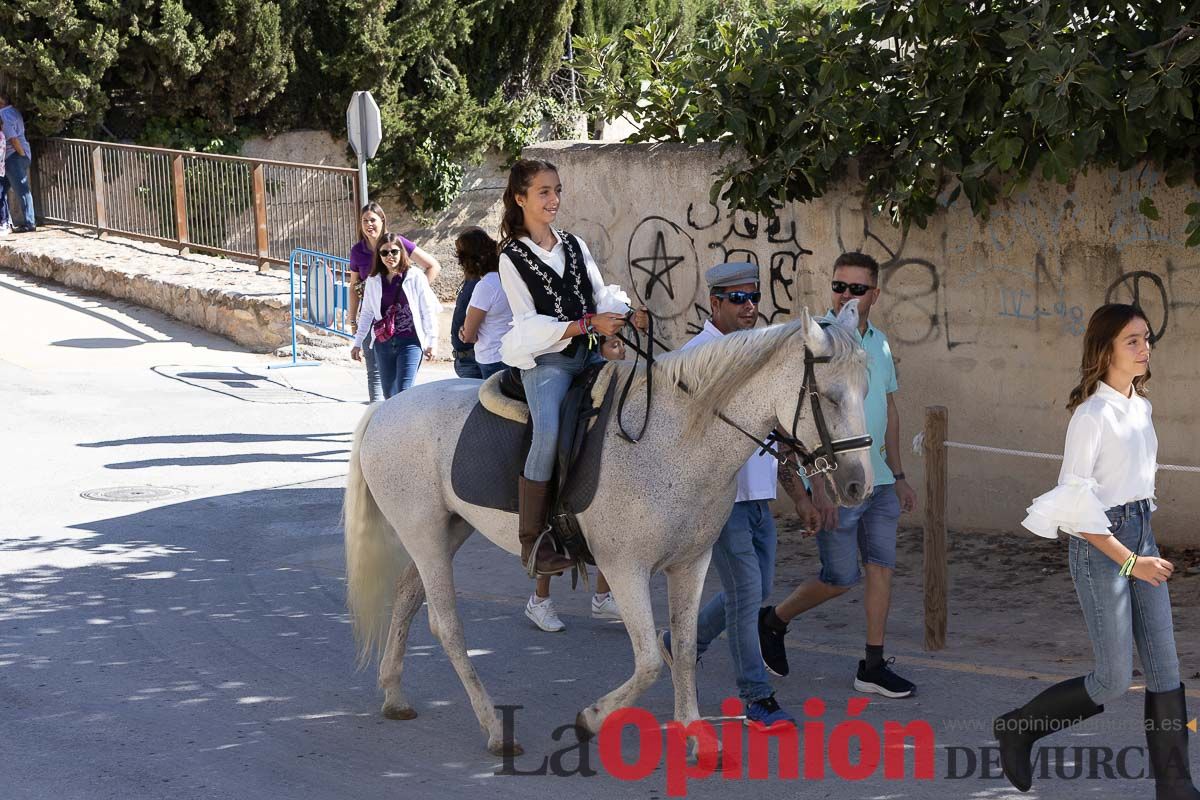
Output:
top-left (578, 1), bottom-right (1200, 244)
top-left (0, 0), bottom-right (574, 212)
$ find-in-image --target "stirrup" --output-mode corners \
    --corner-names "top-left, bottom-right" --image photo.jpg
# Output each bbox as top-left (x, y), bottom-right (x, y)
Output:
top-left (524, 527), bottom-right (568, 578)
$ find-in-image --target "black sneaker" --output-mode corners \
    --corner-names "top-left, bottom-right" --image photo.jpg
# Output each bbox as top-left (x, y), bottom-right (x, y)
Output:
top-left (758, 606), bottom-right (790, 677)
top-left (12, 224), bottom-right (36, 233)
top-left (854, 657), bottom-right (915, 698)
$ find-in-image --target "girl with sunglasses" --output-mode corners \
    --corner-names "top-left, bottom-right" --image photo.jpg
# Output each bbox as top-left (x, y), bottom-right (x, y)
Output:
top-left (497, 158), bottom-right (647, 576)
top-left (995, 304), bottom-right (1198, 798)
top-left (347, 203), bottom-right (442, 400)
top-left (350, 232), bottom-right (440, 398)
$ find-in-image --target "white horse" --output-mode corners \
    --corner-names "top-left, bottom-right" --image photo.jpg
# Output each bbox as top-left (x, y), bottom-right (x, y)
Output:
top-left (343, 308), bottom-right (873, 756)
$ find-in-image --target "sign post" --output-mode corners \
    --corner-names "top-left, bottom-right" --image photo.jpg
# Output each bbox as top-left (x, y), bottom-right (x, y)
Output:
top-left (346, 91), bottom-right (383, 208)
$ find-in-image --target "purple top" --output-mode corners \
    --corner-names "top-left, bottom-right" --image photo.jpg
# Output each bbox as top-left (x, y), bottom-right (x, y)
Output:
top-left (349, 235), bottom-right (416, 281)
top-left (381, 273), bottom-right (417, 339)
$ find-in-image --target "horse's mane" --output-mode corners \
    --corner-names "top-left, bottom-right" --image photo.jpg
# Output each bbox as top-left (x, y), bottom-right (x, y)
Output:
top-left (645, 316), bottom-right (865, 439)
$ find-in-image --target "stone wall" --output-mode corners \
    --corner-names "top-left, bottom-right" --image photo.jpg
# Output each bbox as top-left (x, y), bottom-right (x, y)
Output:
top-left (525, 141), bottom-right (1200, 546)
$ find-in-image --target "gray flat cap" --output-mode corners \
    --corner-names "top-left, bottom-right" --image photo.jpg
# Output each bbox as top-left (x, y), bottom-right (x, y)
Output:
top-left (704, 261), bottom-right (760, 289)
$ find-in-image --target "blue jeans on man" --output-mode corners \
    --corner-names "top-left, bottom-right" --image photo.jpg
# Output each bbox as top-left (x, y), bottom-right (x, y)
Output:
top-left (817, 483), bottom-right (901, 586)
top-left (5, 154), bottom-right (34, 229)
top-left (695, 499), bottom-right (777, 703)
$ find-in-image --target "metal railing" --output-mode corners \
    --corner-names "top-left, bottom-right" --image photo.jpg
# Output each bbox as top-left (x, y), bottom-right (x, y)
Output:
top-left (32, 138), bottom-right (360, 270)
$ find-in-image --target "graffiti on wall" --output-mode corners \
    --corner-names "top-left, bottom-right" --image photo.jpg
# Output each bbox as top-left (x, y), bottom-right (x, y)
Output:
top-left (623, 202), bottom-right (815, 341)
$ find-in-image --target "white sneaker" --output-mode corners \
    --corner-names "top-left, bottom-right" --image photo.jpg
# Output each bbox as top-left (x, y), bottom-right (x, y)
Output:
top-left (524, 595), bottom-right (565, 632)
top-left (0, 225), bottom-right (10, 236)
top-left (590, 592), bottom-right (621, 620)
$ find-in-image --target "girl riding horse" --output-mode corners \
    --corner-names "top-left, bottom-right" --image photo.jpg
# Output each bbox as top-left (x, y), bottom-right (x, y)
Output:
top-left (496, 158), bottom-right (647, 576)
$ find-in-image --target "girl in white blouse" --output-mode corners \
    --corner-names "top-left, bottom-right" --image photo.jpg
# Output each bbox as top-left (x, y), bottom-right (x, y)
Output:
top-left (995, 304), bottom-right (1197, 798)
top-left (496, 159), bottom-right (646, 576)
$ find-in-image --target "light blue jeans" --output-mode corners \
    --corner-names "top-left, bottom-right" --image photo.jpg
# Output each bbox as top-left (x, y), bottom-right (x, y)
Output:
top-left (1069, 500), bottom-right (1181, 705)
top-left (362, 338), bottom-right (385, 401)
top-left (5, 153), bottom-right (33, 227)
top-left (520, 344), bottom-right (601, 482)
top-left (696, 500), bottom-right (778, 703)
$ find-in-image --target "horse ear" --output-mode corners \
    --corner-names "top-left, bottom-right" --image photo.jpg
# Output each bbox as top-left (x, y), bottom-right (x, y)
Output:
top-left (803, 307), bottom-right (829, 353)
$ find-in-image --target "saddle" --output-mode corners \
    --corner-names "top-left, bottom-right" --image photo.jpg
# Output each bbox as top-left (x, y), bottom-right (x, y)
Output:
top-left (450, 363), bottom-right (620, 566)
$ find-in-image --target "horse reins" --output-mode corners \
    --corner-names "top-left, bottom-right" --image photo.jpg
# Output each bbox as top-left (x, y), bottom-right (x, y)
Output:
top-left (615, 319), bottom-right (873, 479)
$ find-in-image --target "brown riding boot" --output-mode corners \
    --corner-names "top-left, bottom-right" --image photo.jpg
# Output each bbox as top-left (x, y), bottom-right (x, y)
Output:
top-left (518, 476), bottom-right (573, 576)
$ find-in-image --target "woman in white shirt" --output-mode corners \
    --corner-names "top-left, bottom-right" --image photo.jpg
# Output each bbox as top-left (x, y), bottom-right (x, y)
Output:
top-left (497, 159), bottom-right (646, 576)
top-left (349, 232), bottom-right (439, 398)
top-left (995, 304), bottom-right (1197, 798)
top-left (456, 227), bottom-right (512, 380)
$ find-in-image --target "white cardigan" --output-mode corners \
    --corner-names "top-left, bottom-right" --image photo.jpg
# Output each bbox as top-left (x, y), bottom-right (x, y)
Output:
top-left (352, 268), bottom-right (440, 354)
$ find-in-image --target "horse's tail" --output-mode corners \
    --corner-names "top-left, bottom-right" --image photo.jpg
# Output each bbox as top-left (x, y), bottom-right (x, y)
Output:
top-left (343, 402), bottom-right (412, 668)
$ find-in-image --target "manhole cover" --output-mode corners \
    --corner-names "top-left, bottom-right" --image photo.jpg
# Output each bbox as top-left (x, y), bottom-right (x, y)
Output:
top-left (81, 486), bottom-right (189, 502)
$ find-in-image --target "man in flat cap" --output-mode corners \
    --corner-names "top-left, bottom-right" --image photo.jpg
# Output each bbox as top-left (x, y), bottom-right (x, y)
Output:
top-left (658, 261), bottom-right (820, 727)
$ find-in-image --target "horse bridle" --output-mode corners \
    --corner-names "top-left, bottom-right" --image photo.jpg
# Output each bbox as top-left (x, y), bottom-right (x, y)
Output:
top-left (617, 323), bottom-right (873, 480)
top-left (765, 345), bottom-right (874, 479)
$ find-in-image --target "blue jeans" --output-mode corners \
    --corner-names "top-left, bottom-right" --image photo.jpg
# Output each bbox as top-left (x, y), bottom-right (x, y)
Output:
top-left (5, 154), bottom-right (33, 228)
top-left (817, 484), bottom-right (900, 587)
top-left (0, 173), bottom-right (9, 228)
top-left (375, 335), bottom-right (422, 398)
top-left (1070, 500), bottom-right (1181, 705)
top-left (362, 338), bottom-right (385, 401)
top-left (454, 351), bottom-right (482, 379)
top-left (696, 500), bottom-right (778, 703)
top-left (520, 344), bottom-right (601, 481)
top-left (478, 360), bottom-right (507, 379)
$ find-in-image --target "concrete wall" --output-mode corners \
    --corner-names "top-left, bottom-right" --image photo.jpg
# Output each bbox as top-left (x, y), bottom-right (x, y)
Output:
top-left (525, 141), bottom-right (1200, 546)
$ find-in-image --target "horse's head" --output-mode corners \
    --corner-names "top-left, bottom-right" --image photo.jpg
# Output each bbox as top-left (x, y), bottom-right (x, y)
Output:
top-left (774, 305), bottom-right (874, 507)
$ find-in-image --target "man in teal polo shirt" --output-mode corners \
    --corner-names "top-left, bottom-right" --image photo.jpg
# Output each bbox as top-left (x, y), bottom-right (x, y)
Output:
top-left (758, 251), bottom-right (919, 697)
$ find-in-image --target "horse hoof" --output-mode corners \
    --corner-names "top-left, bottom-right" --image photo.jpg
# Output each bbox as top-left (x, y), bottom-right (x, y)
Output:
top-left (489, 739), bottom-right (523, 757)
top-left (382, 705), bottom-right (418, 720)
top-left (574, 710), bottom-right (598, 740)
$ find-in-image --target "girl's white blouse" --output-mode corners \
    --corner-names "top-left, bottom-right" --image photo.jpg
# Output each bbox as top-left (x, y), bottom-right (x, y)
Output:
top-left (1022, 382), bottom-right (1158, 540)
top-left (497, 231), bottom-right (631, 370)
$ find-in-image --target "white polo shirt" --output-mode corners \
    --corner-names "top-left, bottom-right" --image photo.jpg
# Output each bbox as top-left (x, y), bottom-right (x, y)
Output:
top-left (681, 321), bottom-right (778, 503)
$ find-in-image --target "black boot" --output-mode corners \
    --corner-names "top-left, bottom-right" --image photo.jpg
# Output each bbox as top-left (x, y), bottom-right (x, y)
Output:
top-left (518, 476), bottom-right (572, 576)
top-left (1146, 684), bottom-right (1200, 799)
top-left (994, 676), bottom-right (1104, 792)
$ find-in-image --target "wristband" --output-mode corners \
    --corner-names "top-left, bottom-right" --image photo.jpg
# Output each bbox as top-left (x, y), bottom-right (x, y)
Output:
top-left (892, 472), bottom-right (905, 481)
top-left (1120, 553), bottom-right (1138, 578)
top-left (579, 313), bottom-right (595, 335)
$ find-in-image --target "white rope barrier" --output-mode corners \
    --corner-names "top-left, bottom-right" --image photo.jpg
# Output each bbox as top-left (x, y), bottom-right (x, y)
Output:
top-left (911, 432), bottom-right (1200, 473)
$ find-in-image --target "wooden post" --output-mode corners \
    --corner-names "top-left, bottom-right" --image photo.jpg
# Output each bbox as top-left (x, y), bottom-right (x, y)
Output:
top-left (922, 405), bottom-right (949, 651)
top-left (252, 162), bottom-right (270, 272)
top-left (172, 154), bottom-right (189, 255)
top-left (91, 145), bottom-right (107, 236)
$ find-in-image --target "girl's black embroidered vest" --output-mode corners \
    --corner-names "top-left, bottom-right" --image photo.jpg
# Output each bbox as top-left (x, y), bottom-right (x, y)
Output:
top-left (503, 231), bottom-right (596, 321)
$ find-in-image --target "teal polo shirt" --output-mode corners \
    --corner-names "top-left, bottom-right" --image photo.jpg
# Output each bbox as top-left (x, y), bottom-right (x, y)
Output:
top-left (819, 310), bottom-right (898, 486)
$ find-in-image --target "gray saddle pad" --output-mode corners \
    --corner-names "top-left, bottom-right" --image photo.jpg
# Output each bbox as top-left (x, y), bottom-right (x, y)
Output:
top-left (450, 384), bottom-right (616, 514)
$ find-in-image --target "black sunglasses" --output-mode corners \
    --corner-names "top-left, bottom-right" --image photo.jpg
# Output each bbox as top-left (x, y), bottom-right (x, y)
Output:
top-left (379, 248), bottom-right (404, 257)
top-left (712, 290), bottom-right (761, 305)
top-left (831, 280), bottom-right (874, 296)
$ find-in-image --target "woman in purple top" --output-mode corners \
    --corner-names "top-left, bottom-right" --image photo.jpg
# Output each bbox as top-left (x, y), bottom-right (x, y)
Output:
top-left (347, 202), bottom-right (442, 400)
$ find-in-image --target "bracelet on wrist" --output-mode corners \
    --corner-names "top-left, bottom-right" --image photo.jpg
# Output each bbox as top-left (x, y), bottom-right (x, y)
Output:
top-left (892, 471), bottom-right (905, 481)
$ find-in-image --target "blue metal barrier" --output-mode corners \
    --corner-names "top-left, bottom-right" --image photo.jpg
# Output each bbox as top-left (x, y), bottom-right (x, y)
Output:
top-left (271, 248), bottom-right (354, 369)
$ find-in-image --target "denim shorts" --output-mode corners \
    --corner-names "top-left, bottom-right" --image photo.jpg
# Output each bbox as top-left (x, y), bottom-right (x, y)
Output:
top-left (817, 483), bottom-right (901, 587)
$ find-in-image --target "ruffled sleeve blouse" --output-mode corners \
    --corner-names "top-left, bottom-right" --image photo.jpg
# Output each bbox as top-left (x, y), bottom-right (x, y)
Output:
top-left (498, 230), bottom-right (631, 369)
top-left (1022, 382), bottom-right (1158, 539)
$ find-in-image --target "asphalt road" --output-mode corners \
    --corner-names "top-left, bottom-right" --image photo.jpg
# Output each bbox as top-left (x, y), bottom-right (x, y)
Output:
top-left (0, 267), bottom-right (1180, 799)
